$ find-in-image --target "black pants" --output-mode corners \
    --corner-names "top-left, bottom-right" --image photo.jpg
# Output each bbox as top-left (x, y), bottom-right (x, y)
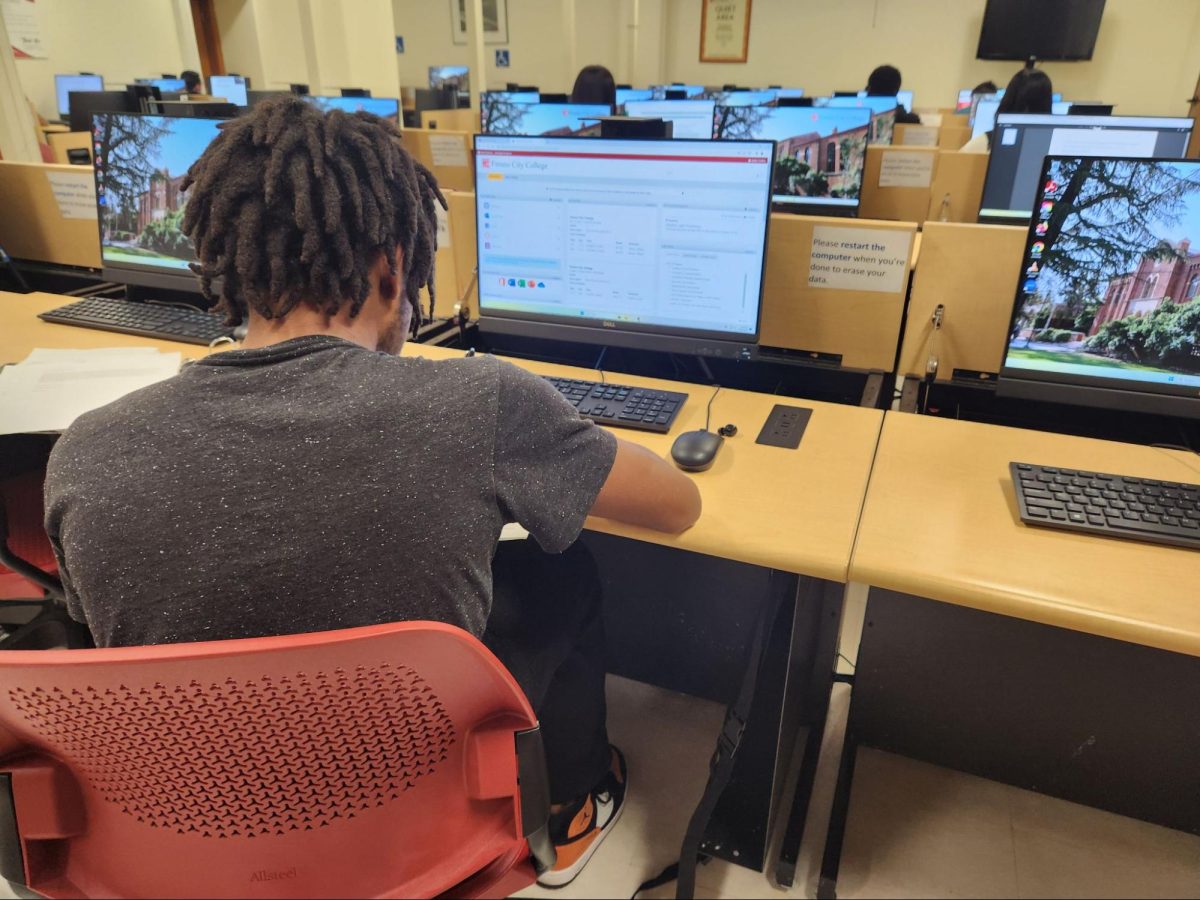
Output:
top-left (484, 538), bottom-right (611, 805)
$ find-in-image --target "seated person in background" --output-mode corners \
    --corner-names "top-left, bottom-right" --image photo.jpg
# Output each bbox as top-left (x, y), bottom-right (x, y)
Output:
top-left (181, 68), bottom-right (213, 100)
top-left (961, 68), bottom-right (1053, 152)
top-left (44, 95), bottom-right (701, 888)
top-left (866, 63), bottom-right (921, 124)
top-left (971, 79), bottom-right (999, 99)
top-left (570, 64), bottom-right (616, 106)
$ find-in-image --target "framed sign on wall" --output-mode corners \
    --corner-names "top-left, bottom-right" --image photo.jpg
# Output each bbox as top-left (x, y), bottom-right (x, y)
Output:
top-left (700, 0), bottom-right (752, 63)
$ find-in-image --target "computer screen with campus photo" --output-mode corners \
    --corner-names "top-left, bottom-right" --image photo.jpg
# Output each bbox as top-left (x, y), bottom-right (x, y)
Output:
top-left (480, 91), bottom-right (540, 130)
top-left (137, 78), bottom-right (187, 93)
top-left (55, 73), bottom-right (103, 117)
top-left (1000, 156), bottom-right (1200, 418)
top-left (481, 102), bottom-right (610, 136)
top-left (306, 95), bottom-right (401, 124)
top-left (818, 95), bottom-right (897, 144)
top-left (714, 105), bottom-right (870, 212)
top-left (429, 66), bottom-right (469, 91)
top-left (209, 75), bottom-right (248, 106)
top-left (473, 135), bottom-right (774, 351)
top-left (980, 115), bottom-right (1194, 222)
top-left (708, 90), bottom-right (777, 107)
top-left (92, 113), bottom-right (222, 284)
top-left (623, 100), bottom-right (716, 139)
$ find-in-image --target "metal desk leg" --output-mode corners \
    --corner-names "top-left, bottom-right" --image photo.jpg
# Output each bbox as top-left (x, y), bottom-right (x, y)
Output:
top-left (816, 726), bottom-right (859, 900)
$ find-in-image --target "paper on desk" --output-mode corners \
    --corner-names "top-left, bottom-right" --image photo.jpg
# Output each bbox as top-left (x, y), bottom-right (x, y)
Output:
top-left (0, 348), bottom-right (181, 435)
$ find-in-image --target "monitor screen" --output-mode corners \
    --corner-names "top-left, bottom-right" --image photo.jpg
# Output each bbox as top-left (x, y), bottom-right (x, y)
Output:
top-left (999, 156), bottom-right (1200, 418)
top-left (92, 112), bottom-right (222, 285)
top-left (208, 75), bottom-right (248, 106)
top-left (615, 88), bottom-right (654, 111)
top-left (306, 95), bottom-right (401, 124)
top-left (775, 88), bottom-right (805, 99)
top-left (480, 91), bottom-right (540, 131)
top-left (650, 84), bottom-right (705, 99)
top-left (980, 115), bottom-right (1194, 221)
top-left (709, 90), bottom-right (776, 107)
top-left (482, 102), bottom-right (610, 136)
top-left (55, 74), bottom-right (104, 117)
top-left (978, 0), bottom-right (1106, 61)
top-left (623, 100), bottom-right (716, 139)
top-left (716, 106), bottom-right (871, 210)
top-left (139, 78), bottom-right (187, 92)
top-left (857, 89), bottom-right (913, 113)
top-left (429, 66), bottom-right (469, 91)
top-left (473, 135), bottom-right (774, 351)
top-left (821, 95), bottom-right (898, 144)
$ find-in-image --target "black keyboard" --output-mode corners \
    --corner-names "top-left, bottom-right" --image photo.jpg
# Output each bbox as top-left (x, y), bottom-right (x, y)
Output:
top-left (1011, 462), bottom-right (1200, 550)
top-left (543, 376), bottom-right (687, 434)
top-left (39, 297), bottom-right (234, 346)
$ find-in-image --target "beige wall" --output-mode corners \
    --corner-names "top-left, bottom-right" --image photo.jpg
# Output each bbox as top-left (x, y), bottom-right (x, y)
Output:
top-left (661, 0), bottom-right (1200, 118)
top-left (13, 0), bottom-right (200, 120)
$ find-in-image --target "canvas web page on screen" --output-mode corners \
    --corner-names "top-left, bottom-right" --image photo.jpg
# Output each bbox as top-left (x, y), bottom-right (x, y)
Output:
top-left (475, 140), bottom-right (771, 336)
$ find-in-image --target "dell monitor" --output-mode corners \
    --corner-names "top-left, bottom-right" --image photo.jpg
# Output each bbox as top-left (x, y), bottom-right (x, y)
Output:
top-left (651, 84), bottom-right (705, 99)
top-left (68, 90), bottom-right (136, 132)
top-left (480, 91), bottom-right (540, 131)
top-left (820, 95), bottom-right (899, 144)
top-left (91, 112), bottom-right (223, 292)
top-left (55, 74), bottom-right (104, 118)
top-left (430, 66), bottom-right (469, 92)
top-left (480, 102), bottom-right (609, 136)
top-left (998, 155), bottom-right (1200, 418)
top-left (709, 90), bottom-right (776, 107)
top-left (137, 77), bottom-right (187, 93)
top-left (305, 95), bottom-right (401, 124)
top-left (858, 89), bottom-right (913, 113)
top-left (208, 74), bottom-right (248, 106)
top-left (341, 87), bottom-right (371, 97)
top-left (623, 99), bottom-right (716, 139)
top-left (775, 88), bottom-right (805, 99)
top-left (615, 88), bottom-right (654, 111)
top-left (716, 105), bottom-right (871, 214)
top-left (979, 114), bottom-right (1194, 223)
top-left (473, 135), bottom-right (774, 357)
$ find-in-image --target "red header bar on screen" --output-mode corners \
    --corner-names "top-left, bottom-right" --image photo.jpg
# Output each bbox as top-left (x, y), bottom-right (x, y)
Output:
top-left (477, 149), bottom-right (769, 163)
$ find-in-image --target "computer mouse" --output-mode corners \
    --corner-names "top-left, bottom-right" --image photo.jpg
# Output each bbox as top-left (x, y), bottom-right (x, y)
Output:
top-left (670, 429), bottom-right (724, 472)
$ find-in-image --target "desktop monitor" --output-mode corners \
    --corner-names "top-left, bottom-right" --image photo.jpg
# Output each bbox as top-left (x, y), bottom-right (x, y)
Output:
top-left (55, 74), bottom-right (104, 118)
top-left (709, 90), bottom-right (776, 107)
top-left (821, 95), bottom-right (899, 143)
top-left (341, 87), bottom-right (371, 97)
top-left (91, 112), bottom-right (223, 292)
top-left (480, 91), bottom-right (540, 131)
top-left (305, 95), bottom-right (401, 124)
top-left (650, 84), bottom-right (705, 99)
top-left (979, 114), bottom-right (1194, 222)
top-left (775, 88), bottom-right (805, 99)
top-left (473, 135), bottom-right (774, 356)
top-left (998, 155), bottom-right (1200, 419)
top-left (138, 78), bottom-right (187, 93)
top-left (715, 105), bottom-right (872, 213)
top-left (480, 102), bottom-right (609, 136)
top-left (430, 66), bottom-right (469, 91)
top-left (67, 90), bottom-right (136, 132)
top-left (857, 89), bottom-right (913, 113)
top-left (208, 74), bottom-right (248, 106)
top-left (623, 100), bottom-right (716, 139)
top-left (615, 88), bottom-right (654, 111)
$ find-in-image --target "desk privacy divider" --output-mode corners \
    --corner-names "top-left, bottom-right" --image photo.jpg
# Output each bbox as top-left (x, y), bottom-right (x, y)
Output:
top-left (0, 161), bottom-right (100, 269)
top-left (444, 190), bottom-right (478, 318)
top-left (897, 221), bottom-right (1027, 382)
top-left (419, 108), bottom-right (478, 132)
top-left (46, 131), bottom-right (92, 166)
top-left (893, 124), bottom-right (940, 146)
top-left (400, 129), bottom-right (474, 193)
top-left (925, 150), bottom-right (989, 223)
top-left (758, 214), bottom-right (916, 371)
top-left (859, 146), bottom-right (938, 223)
top-left (937, 124), bottom-right (971, 150)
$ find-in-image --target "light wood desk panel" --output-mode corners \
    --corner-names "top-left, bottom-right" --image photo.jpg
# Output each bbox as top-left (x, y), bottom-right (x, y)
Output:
top-left (1, 292), bottom-right (884, 582)
top-left (851, 412), bottom-right (1200, 656)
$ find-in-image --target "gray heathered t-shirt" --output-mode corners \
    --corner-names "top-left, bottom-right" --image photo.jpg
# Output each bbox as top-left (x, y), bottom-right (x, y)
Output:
top-left (43, 336), bottom-right (617, 647)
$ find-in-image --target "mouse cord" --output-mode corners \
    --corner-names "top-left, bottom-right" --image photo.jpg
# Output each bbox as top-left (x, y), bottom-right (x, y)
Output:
top-left (705, 384), bottom-right (721, 431)
top-left (594, 345), bottom-right (608, 384)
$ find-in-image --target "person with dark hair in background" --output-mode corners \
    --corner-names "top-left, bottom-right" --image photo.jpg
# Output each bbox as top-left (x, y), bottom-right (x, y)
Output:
top-left (865, 63), bottom-right (921, 124)
top-left (180, 70), bottom-right (203, 93)
top-left (961, 66), bottom-right (1053, 152)
top-left (570, 64), bottom-right (616, 106)
top-left (44, 95), bottom-right (701, 888)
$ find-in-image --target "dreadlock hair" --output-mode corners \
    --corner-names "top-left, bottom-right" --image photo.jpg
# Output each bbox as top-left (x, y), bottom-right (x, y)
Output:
top-left (180, 94), bottom-right (446, 332)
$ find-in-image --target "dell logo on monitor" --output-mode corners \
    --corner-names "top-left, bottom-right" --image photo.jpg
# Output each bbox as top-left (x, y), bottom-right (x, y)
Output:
top-left (603, 321), bottom-right (615, 328)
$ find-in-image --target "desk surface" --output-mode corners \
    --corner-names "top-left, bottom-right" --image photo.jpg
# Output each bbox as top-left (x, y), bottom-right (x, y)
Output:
top-left (2, 291), bottom-right (884, 581)
top-left (851, 412), bottom-right (1200, 657)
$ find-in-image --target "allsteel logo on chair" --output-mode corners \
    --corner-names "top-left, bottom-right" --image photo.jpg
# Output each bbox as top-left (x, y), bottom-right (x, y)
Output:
top-left (249, 867), bottom-right (298, 883)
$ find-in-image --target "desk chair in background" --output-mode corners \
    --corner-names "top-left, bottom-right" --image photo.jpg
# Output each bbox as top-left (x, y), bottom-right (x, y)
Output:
top-left (0, 621), bottom-right (554, 898)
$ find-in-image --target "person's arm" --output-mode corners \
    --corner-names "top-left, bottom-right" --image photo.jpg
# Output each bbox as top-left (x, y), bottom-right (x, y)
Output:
top-left (590, 438), bottom-right (701, 534)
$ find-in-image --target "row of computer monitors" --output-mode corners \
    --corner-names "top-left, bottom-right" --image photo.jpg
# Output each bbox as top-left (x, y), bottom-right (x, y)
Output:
top-left (90, 111), bottom-right (1200, 419)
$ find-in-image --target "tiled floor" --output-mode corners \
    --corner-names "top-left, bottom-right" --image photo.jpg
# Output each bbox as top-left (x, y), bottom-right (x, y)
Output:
top-left (6, 674), bottom-right (1198, 899)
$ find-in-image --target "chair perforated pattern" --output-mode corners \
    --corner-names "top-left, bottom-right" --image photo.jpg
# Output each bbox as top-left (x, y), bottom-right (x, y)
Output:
top-left (9, 664), bottom-right (457, 839)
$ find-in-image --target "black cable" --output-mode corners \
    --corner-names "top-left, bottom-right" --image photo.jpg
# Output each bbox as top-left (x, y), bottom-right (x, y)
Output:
top-left (705, 384), bottom-right (721, 431)
top-left (594, 345), bottom-right (607, 384)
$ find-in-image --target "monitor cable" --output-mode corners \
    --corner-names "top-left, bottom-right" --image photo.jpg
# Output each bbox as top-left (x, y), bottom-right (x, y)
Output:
top-left (704, 384), bottom-right (738, 438)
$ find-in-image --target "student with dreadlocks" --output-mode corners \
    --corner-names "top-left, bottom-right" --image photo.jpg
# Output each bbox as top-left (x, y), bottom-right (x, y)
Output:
top-left (44, 95), bottom-right (701, 887)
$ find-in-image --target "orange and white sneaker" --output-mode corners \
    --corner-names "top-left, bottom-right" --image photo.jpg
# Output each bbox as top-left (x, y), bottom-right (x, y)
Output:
top-left (537, 746), bottom-right (628, 888)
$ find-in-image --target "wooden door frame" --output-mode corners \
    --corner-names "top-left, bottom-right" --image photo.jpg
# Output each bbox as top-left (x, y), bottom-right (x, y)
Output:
top-left (190, 0), bottom-right (225, 83)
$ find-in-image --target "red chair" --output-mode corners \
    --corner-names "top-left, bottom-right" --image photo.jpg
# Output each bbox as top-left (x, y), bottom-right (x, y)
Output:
top-left (0, 622), bottom-right (554, 898)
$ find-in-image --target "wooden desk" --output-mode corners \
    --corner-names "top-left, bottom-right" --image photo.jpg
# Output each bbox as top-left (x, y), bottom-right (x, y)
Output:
top-left (2, 292), bottom-right (883, 582)
top-left (817, 411), bottom-right (1200, 898)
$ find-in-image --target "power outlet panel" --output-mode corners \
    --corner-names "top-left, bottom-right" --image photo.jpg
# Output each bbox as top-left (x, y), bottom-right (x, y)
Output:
top-left (755, 405), bottom-right (812, 449)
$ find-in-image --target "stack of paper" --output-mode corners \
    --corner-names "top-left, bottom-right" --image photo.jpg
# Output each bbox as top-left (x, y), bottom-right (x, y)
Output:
top-left (0, 348), bottom-right (182, 435)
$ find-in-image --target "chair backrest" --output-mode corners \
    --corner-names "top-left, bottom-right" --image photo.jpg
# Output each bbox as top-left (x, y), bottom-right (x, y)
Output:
top-left (0, 622), bottom-right (540, 898)
top-left (0, 471), bottom-right (60, 600)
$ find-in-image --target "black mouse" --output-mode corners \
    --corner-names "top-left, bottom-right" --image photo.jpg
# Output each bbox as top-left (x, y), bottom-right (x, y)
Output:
top-left (670, 429), bottom-right (723, 472)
